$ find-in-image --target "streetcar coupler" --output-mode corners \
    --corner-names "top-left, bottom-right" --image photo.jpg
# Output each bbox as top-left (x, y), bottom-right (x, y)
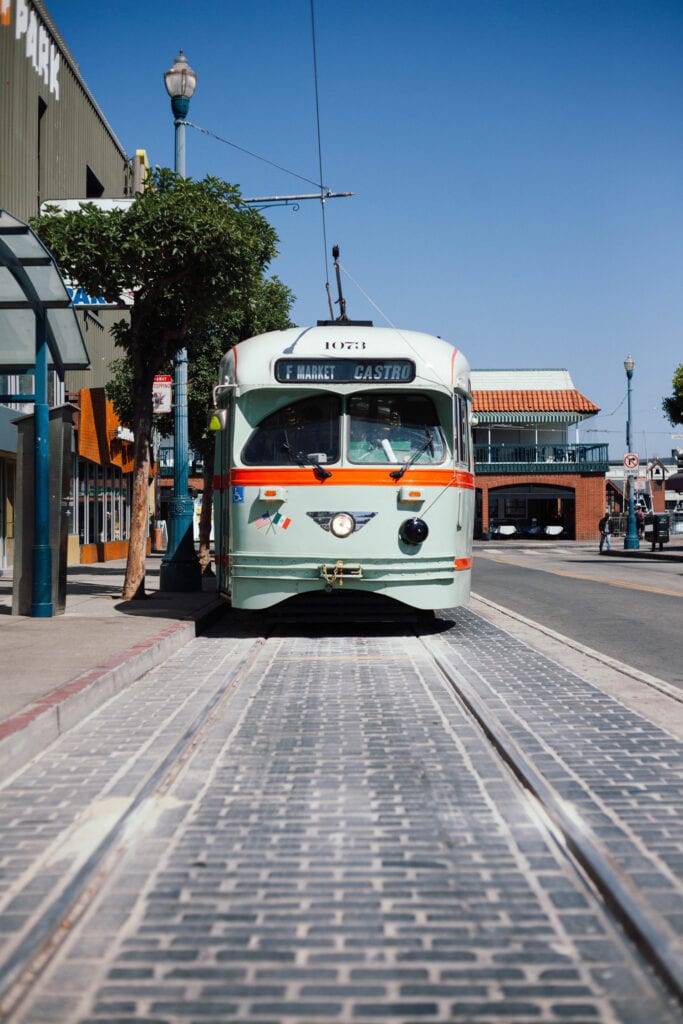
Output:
top-left (320, 560), bottom-right (363, 589)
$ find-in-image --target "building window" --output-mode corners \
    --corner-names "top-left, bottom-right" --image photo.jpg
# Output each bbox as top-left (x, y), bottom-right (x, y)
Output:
top-left (75, 459), bottom-right (132, 546)
top-left (86, 165), bottom-right (104, 198)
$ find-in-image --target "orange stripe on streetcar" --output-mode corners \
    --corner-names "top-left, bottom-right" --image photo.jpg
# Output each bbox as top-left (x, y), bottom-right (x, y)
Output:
top-left (221, 468), bottom-right (475, 489)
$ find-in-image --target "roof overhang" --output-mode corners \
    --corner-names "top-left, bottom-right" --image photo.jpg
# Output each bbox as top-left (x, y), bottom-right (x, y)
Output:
top-left (475, 411), bottom-right (594, 425)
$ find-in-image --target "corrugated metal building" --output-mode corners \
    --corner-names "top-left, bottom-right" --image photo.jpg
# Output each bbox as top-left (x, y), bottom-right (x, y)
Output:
top-left (1, 0), bottom-right (132, 221)
top-left (1, 0), bottom-right (140, 570)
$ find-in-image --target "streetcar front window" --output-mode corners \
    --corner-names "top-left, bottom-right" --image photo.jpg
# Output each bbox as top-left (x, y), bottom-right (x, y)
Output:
top-left (242, 395), bottom-right (341, 465)
top-left (348, 393), bottom-right (445, 465)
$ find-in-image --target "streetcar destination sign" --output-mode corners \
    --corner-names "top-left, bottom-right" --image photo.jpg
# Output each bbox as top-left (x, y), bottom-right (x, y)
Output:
top-left (275, 358), bottom-right (415, 384)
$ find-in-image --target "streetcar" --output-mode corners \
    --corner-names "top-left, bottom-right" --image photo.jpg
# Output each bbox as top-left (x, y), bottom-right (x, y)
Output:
top-left (209, 322), bottom-right (474, 611)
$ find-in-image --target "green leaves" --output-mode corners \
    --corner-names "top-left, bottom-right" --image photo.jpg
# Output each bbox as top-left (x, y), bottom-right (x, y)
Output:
top-left (662, 363), bottom-right (683, 426)
top-left (31, 168), bottom-right (294, 598)
top-left (32, 168), bottom-right (280, 376)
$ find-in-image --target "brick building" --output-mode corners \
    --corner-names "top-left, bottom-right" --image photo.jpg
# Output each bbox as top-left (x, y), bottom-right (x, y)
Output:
top-left (472, 370), bottom-right (606, 541)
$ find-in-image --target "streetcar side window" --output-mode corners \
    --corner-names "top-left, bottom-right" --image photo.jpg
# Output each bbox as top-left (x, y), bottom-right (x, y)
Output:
top-left (242, 395), bottom-right (341, 465)
top-left (348, 393), bottom-right (445, 465)
top-left (453, 393), bottom-right (471, 467)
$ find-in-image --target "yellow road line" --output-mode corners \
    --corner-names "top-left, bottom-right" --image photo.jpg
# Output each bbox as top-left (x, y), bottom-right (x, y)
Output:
top-left (481, 555), bottom-right (683, 599)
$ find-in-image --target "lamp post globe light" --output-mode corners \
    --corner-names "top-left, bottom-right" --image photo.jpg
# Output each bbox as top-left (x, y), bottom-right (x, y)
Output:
top-left (159, 50), bottom-right (202, 591)
top-left (623, 355), bottom-right (640, 550)
top-left (163, 50), bottom-right (196, 176)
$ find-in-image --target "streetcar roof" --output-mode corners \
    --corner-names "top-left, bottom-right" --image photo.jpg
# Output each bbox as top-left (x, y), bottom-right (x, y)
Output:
top-left (219, 326), bottom-right (471, 393)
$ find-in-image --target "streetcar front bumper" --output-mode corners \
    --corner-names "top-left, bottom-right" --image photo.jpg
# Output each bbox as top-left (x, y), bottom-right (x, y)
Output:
top-left (226, 554), bottom-right (472, 610)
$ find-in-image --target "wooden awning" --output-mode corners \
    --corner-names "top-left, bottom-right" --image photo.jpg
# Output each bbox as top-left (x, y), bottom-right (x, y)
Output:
top-left (77, 388), bottom-right (134, 473)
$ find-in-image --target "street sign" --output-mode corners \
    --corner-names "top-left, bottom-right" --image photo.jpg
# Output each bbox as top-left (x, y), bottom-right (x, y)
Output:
top-left (41, 198), bottom-right (136, 214)
top-left (623, 452), bottom-right (639, 470)
top-left (66, 283), bottom-right (134, 309)
top-left (153, 375), bottom-right (172, 414)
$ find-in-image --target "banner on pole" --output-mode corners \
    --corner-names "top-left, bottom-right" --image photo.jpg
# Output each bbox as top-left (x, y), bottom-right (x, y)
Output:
top-left (153, 375), bottom-right (172, 414)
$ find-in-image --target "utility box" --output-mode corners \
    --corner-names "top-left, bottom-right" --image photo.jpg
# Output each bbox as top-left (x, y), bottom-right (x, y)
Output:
top-left (646, 512), bottom-right (670, 551)
top-left (12, 405), bottom-right (75, 616)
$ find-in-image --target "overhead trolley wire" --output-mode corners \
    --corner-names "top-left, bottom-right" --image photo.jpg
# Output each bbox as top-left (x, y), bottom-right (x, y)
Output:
top-left (185, 1), bottom-right (345, 319)
top-left (184, 120), bottom-right (326, 192)
top-left (310, 0), bottom-right (334, 318)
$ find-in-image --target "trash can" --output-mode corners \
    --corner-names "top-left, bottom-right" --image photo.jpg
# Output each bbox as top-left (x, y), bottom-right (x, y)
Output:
top-left (647, 513), bottom-right (670, 551)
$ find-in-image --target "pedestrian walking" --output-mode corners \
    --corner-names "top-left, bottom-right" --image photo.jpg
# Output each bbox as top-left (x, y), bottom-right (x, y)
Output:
top-left (599, 512), bottom-right (611, 553)
top-left (636, 507), bottom-right (645, 540)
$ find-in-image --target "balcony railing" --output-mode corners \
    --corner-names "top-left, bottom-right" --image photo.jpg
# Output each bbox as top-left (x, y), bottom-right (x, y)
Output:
top-left (474, 443), bottom-right (609, 474)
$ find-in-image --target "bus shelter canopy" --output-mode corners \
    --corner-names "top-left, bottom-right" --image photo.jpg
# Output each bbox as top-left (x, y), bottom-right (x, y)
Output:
top-left (0, 209), bottom-right (90, 376)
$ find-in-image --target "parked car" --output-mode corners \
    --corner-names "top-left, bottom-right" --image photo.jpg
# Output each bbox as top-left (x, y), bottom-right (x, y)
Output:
top-left (523, 519), bottom-right (564, 539)
top-left (490, 520), bottom-right (518, 538)
top-left (543, 523), bottom-right (564, 537)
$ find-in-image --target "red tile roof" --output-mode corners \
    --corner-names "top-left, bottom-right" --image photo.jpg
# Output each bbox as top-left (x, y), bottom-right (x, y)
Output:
top-left (473, 389), bottom-right (599, 414)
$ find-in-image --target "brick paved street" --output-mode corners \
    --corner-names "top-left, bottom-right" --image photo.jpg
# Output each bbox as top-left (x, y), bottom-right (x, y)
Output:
top-left (0, 613), bottom-right (681, 1023)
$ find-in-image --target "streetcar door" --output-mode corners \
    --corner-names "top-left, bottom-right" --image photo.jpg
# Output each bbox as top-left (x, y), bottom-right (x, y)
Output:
top-left (209, 396), bottom-right (233, 595)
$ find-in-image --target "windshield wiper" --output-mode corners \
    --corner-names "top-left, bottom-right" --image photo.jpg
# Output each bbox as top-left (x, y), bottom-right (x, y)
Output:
top-left (390, 430), bottom-right (434, 481)
top-left (282, 442), bottom-right (332, 480)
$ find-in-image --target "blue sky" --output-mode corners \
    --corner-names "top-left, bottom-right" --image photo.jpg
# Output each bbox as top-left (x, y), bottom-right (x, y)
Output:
top-left (47, 0), bottom-right (683, 461)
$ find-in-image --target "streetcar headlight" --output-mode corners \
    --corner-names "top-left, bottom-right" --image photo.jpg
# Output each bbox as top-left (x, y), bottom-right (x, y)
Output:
top-left (330, 512), bottom-right (356, 538)
top-left (399, 517), bottom-right (429, 546)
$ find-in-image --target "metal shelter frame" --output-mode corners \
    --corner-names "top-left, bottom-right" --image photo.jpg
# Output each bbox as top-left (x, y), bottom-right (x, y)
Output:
top-left (0, 209), bottom-right (90, 616)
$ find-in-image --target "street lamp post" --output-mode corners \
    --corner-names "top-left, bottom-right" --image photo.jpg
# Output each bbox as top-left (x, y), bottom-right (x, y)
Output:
top-left (623, 355), bottom-right (640, 550)
top-left (160, 50), bottom-right (201, 592)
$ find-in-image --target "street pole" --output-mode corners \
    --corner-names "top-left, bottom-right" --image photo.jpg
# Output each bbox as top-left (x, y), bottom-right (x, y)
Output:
top-left (624, 355), bottom-right (640, 550)
top-left (31, 311), bottom-right (53, 616)
top-left (160, 50), bottom-right (201, 592)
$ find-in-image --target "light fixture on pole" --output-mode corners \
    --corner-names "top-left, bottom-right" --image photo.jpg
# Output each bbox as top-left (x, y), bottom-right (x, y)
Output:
top-left (623, 355), bottom-right (640, 550)
top-left (159, 50), bottom-right (201, 591)
top-left (163, 50), bottom-right (196, 177)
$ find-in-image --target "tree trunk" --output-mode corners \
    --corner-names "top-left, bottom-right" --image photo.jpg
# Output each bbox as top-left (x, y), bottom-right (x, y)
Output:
top-left (198, 461), bottom-right (214, 575)
top-left (122, 373), bottom-right (154, 600)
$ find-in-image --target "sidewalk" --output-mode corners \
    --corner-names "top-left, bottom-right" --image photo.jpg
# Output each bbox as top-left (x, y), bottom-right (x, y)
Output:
top-left (601, 536), bottom-right (683, 560)
top-left (0, 554), bottom-right (224, 780)
top-left (479, 536), bottom-right (683, 561)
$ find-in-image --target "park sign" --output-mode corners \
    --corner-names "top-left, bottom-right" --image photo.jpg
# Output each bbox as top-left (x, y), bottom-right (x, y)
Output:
top-left (3, 0), bottom-right (62, 100)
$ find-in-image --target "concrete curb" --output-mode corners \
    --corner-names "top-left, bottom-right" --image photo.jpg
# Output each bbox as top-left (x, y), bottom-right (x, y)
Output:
top-left (600, 547), bottom-right (683, 562)
top-left (0, 598), bottom-right (225, 784)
